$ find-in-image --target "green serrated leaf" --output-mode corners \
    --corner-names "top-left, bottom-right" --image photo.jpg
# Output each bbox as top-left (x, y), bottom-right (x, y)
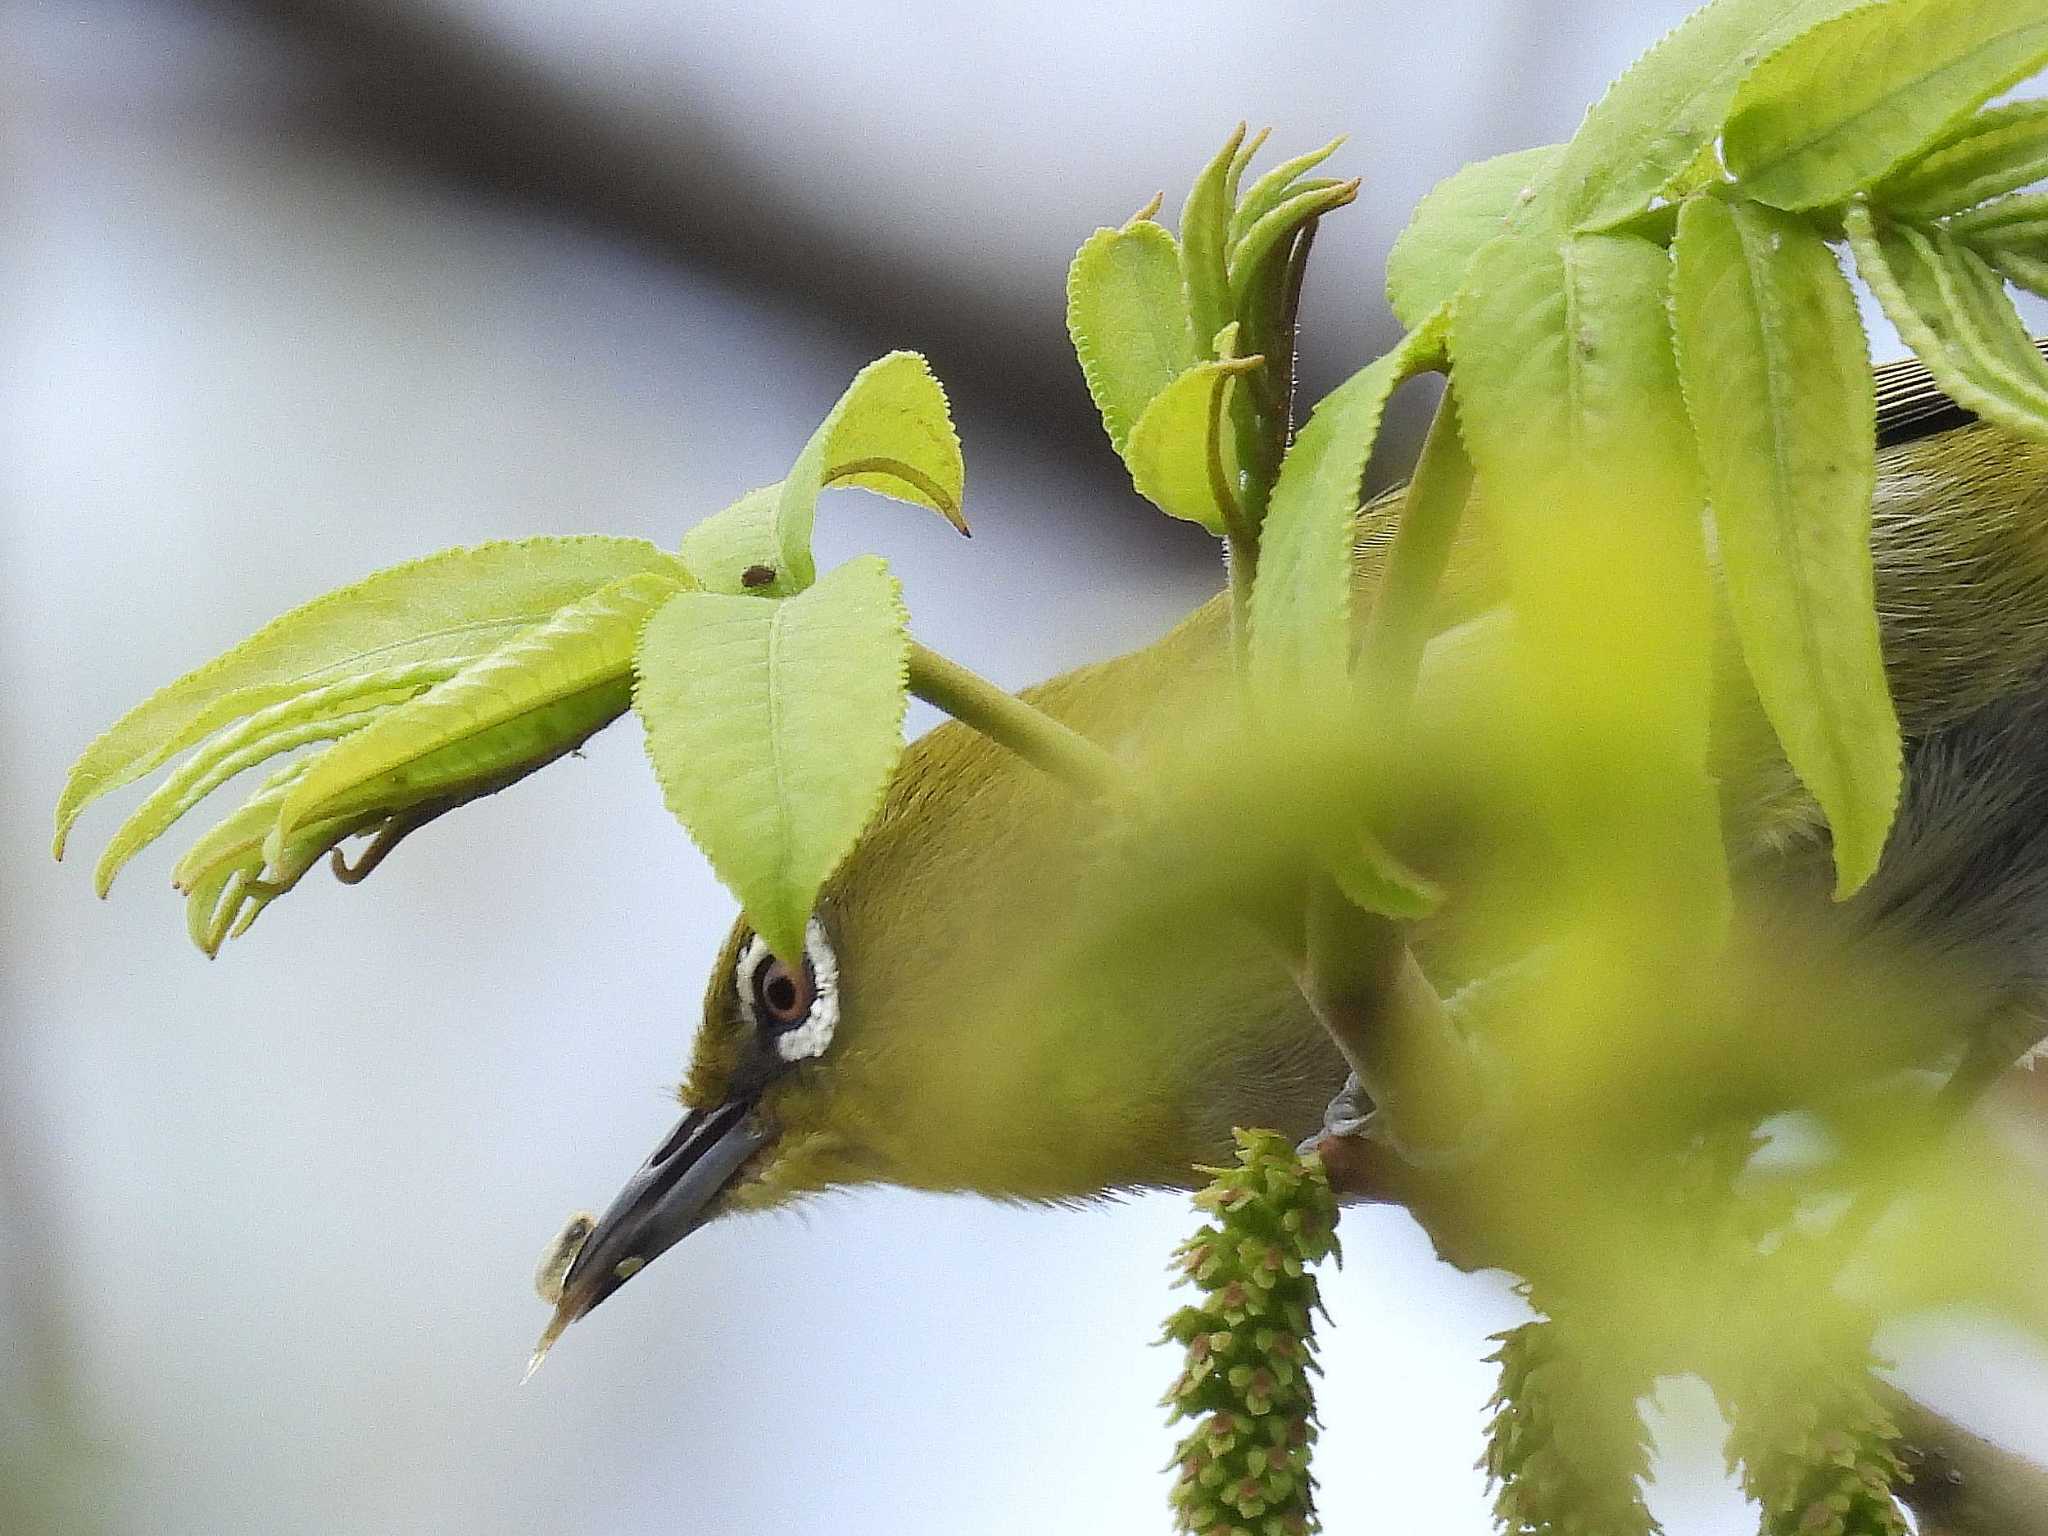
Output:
top-left (1224, 125), bottom-right (1272, 209)
top-left (1385, 146), bottom-right (1561, 330)
top-left (1556, 0), bottom-right (1874, 231)
top-left (1726, 0), bottom-right (2048, 211)
top-left (53, 536), bottom-right (683, 859)
top-left (1949, 187), bottom-right (2048, 243)
top-left (1124, 354), bottom-right (1264, 536)
top-left (677, 352), bottom-right (965, 596)
top-left (1180, 125), bottom-right (1248, 362)
top-left (271, 569), bottom-right (689, 852)
top-left (1228, 179), bottom-right (1359, 305)
top-left (1228, 137), bottom-right (1346, 251)
top-left (634, 555), bottom-right (909, 963)
top-left (168, 756), bottom-right (379, 956)
top-left (1247, 312), bottom-right (1447, 712)
top-left (1877, 100), bottom-right (2048, 217)
top-left (1067, 221), bottom-right (1199, 458)
top-left (1846, 201), bottom-right (2048, 441)
top-left (1451, 222), bottom-right (1726, 931)
top-left (1671, 196), bottom-right (1898, 898)
top-left (1949, 189), bottom-right (2048, 292)
top-left (1983, 236), bottom-right (2048, 295)
top-left (94, 683), bottom-right (419, 898)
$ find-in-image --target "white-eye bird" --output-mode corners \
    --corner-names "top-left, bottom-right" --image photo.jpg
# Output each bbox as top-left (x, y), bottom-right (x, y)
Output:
top-left (545, 352), bottom-right (2048, 1333)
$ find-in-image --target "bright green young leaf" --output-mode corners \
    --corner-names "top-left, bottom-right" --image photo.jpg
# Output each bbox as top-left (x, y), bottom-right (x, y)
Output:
top-left (1554, 0), bottom-right (1874, 231)
top-left (94, 680), bottom-right (426, 897)
top-left (1950, 189), bottom-right (2048, 292)
top-left (1450, 223), bottom-right (1726, 931)
top-left (1877, 100), bottom-right (2048, 218)
top-left (1066, 220), bottom-right (1198, 457)
top-left (1846, 202), bottom-right (2048, 441)
top-left (677, 352), bottom-right (966, 596)
top-left (1228, 178), bottom-right (1360, 306)
top-left (1725, 0), bottom-right (2048, 211)
top-left (1228, 136), bottom-right (1345, 251)
top-left (172, 763), bottom-right (377, 957)
top-left (1180, 125), bottom-right (1247, 361)
top-left (54, 536), bottom-right (683, 859)
top-left (1950, 187), bottom-right (2048, 243)
top-left (1385, 146), bottom-right (1561, 329)
top-left (1124, 353), bottom-right (1263, 536)
top-left (675, 485), bottom-right (785, 594)
top-left (1224, 125), bottom-right (1271, 208)
top-left (271, 569), bottom-right (690, 853)
top-left (1246, 313), bottom-right (1447, 712)
top-left (1981, 234), bottom-right (2048, 296)
top-left (634, 555), bottom-right (910, 964)
top-left (1671, 196), bottom-right (1898, 898)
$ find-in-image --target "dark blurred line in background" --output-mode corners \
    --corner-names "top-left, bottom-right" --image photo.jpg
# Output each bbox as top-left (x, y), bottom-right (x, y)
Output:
top-left (203, 0), bottom-right (1131, 451)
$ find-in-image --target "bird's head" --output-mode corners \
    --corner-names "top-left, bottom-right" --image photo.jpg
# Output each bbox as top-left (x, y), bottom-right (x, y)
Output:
top-left (533, 634), bottom-right (1349, 1348)
top-left (539, 909), bottom-right (863, 1333)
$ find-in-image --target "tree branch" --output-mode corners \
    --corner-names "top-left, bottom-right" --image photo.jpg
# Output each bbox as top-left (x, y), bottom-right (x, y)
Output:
top-left (1883, 1384), bottom-right (2048, 1536)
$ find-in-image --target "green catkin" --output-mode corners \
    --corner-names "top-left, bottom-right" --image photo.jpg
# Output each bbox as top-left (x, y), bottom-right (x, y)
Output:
top-left (1481, 1318), bottom-right (1660, 1536)
top-left (1164, 1129), bottom-right (1339, 1536)
top-left (1720, 1342), bottom-right (1909, 1536)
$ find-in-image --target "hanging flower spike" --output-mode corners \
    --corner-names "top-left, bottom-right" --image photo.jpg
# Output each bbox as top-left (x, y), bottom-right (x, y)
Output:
top-left (1164, 1129), bottom-right (1338, 1536)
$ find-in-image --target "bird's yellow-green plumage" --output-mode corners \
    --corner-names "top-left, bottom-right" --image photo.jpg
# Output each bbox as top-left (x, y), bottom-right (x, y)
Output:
top-left (678, 407), bottom-right (2048, 1220)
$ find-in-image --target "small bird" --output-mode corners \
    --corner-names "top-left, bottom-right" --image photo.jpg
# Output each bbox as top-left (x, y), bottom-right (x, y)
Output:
top-left (541, 352), bottom-right (2048, 1341)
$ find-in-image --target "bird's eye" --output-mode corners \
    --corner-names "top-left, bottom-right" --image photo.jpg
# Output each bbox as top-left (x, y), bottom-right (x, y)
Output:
top-left (735, 920), bottom-right (840, 1064)
top-left (751, 953), bottom-right (815, 1030)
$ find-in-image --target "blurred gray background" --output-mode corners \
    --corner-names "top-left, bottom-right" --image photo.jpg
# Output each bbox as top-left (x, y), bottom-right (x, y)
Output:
top-left (6, 3), bottom-right (2046, 1533)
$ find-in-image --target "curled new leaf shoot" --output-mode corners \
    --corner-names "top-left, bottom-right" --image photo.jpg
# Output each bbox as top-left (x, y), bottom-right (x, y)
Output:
top-left (59, 538), bottom-right (692, 951)
top-left (677, 351), bottom-right (966, 596)
top-left (54, 536), bottom-right (680, 858)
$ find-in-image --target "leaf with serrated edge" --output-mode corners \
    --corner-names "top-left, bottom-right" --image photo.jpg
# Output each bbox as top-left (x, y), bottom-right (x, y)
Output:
top-left (1228, 137), bottom-right (1346, 251)
top-left (272, 570), bottom-right (688, 852)
top-left (634, 556), bottom-right (909, 964)
top-left (1066, 221), bottom-right (1198, 458)
top-left (1672, 196), bottom-right (1898, 897)
top-left (53, 536), bottom-right (683, 858)
top-left (1451, 222), bottom-right (1726, 931)
top-left (1124, 355), bottom-right (1264, 536)
top-left (1878, 100), bottom-right (2048, 218)
top-left (1846, 202), bottom-right (2048, 442)
top-left (677, 352), bottom-right (965, 596)
top-left (1248, 312), bottom-right (1446, 711)
top-left (96, 696), bottom-right (402, 897)
top-left (1179, 126), bottom-right (1247, 362)
top-left (1927, 222), bottom-right (2048, 413)
top-left (1386, 147), bottom-right (1560, 330)
top-left (1951, 188), bottom-right (2048, 243)
top-left (1228, 179), bottom-right (1359, 303)
top-left (1726, 0), bottom-right (2048, 211)
top-left (1984, 239), bottom-right (2048, 296)
top-left (1556, 0), bottom-right (1874, 231)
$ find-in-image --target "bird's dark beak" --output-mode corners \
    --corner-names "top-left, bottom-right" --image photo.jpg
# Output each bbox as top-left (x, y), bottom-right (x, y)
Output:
top-left (527, 1096), bottom-right (769, 1373)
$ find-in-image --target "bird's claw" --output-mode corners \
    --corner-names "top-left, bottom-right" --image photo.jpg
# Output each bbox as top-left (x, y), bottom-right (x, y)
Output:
top-left (1300, 1072), bottom-right (1375, 1155)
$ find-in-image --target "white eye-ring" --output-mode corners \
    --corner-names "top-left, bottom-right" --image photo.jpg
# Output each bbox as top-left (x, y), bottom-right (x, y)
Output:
top-left (736, 917), bottom-right (840, 1064)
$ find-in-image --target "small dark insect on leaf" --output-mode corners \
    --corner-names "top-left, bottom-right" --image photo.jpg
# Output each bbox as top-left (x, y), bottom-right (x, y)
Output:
top-left (741, 565), bottom-right (777, 589)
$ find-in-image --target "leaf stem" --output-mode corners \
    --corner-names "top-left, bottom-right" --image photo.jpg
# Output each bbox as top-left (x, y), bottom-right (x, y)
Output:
top-left (1355, 387), bottom-right (1474, 728)
top-left (1295, 878), bottom-right (1501, 1166)
top-left (906, 642), bottom-right (1133, 803)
